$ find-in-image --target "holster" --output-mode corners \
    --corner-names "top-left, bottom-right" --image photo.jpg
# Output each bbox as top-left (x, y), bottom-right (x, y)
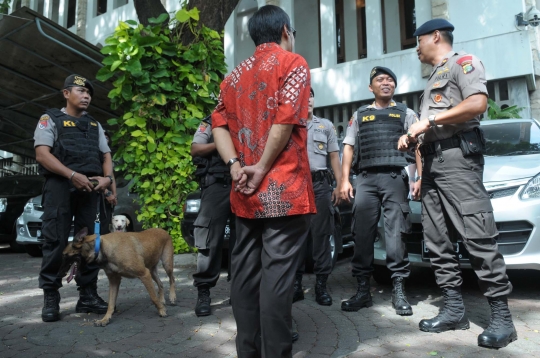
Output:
top-left (459, 127), bottom-right (486, 156)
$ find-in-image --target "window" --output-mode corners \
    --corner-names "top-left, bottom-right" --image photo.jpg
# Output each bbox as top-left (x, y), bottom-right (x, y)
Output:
top-left (67, 0), bottom-right (76, 28)
top-left (37, 0), bottom-right (44, 14)
top-left (335, 0), bottom-right (345, 63)
top-left (96, 0), bottom-right (107, 16)
top-left (382, 0), bottom-right (416, 54)
top-left (356, 0), bottom-right (367, 59)
top-left (13, 0), bottom-right (22, 10)
top-left (113, 0), bottom-right (129, 9)
top-left (334, 0), bottom-right (367, 63)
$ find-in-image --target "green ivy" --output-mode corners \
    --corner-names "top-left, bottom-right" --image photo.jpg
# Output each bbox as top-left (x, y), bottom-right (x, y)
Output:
top-left (96, 8), bottom-right (227, 253)
top-left (1, 0), bottom-right (12, 15)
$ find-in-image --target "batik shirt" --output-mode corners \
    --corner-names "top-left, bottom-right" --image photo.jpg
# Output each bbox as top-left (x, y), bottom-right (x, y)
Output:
top-left (212, 42), bottom-right (316, 219)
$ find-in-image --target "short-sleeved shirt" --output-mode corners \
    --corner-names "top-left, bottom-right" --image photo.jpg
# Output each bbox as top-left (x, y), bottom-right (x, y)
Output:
top-left (307, 116), bottom-right (339, 172)
top-left (343, 100), bottom-right (418, 146)
top-left (418, 50), bottom-right (488, 144)
top-left (212, 42), bottom-right (316, 219)
top-left (192, 121), bottom-right (212, 145)
top-left (34, 108), bottom-right (110, 153)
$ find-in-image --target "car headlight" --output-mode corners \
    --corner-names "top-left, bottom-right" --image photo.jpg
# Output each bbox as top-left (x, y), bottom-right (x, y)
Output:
top-left (0, 198), bottom-right (6, 213)
top-left (520, 172), bottom-right (540, 200)
top-left (184, 199), bottom-right (201, 213)
top-left (24, 198), bottom-right (34, 213)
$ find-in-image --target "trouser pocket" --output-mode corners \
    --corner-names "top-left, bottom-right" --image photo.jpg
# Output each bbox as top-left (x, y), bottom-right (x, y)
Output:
top-left (41, 207), bottom-right (59, 243)
top-left (400, 202), bottom-right (412, 234)
top-left (194, 215), bottom-right (211, 249)
top-left (459, 199), bottom-right (497, 239)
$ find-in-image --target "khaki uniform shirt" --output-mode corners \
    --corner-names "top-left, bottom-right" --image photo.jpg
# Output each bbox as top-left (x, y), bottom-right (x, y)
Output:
top-left (419, 50), bottom-right (488, 144)
top-left (343, 100), bottom-right (418, 146)
top-left (307, 115), bottom-right (339, 172)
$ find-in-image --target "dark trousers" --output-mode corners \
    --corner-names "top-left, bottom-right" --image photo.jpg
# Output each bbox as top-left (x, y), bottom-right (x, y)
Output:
top-left (192, 180), bottom-right (236, 288)
top-left (351, 167), bottom-right (411, 279)
top-left (39, 175), bottom-right (100, 290)
top-left (232, 214), bottom-right (309, 358)
top-left (421, 148), bottom-right (512, 297)
top-left (297, 178), bottom-right (334, 275)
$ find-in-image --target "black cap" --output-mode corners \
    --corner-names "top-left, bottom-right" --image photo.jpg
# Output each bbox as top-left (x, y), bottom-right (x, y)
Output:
top-left (64, 74), bottom-right (94, 97)
top-left (310, 87), bottom-right (314, 97)
top-left (413, 18), bottom-right (454, 37)
top-left (369, 66), bottom-right (397, 87)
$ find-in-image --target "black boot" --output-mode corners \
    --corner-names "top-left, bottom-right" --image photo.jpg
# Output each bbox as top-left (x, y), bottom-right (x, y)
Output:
top-left (42, 289), bottom-right (61, 322)
top-left (419, 287), bottom-right (470, 333)
top-left (315, 274), bottom-right (332, 306)
top-left (76, 283), bottom-right (108, 314)
top-left (293, 273), bottom-right (304, 303)
top-left (341, 276), bottom-right (372, 312)
top-left (392, 276), bottom-right (412, 316)
top-left (195, 287), bottom-right (211, 317)
top-left (478, 296), bottom-right (518, 348)
top-left (292, 331), bottom-right (299, 342)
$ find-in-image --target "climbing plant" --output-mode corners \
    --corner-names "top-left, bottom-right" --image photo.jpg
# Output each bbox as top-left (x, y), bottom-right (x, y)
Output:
top-left (96, 7), bottom-right (227, 253)
top-left (1, 0), bottom-right (12, 14)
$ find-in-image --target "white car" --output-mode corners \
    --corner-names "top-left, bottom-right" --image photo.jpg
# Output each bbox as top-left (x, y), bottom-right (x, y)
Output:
top-left (373, 119), bottom-right (540, 283)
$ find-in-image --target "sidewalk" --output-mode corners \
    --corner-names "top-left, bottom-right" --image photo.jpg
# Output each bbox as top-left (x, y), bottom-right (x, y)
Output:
top-left (1, 249), bottom-right (539, 357)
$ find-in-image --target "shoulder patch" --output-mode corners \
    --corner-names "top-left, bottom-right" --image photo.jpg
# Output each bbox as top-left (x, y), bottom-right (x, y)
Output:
top-left (456, 55), bottom-right (474, 74)
top-left (38, 114), bottom-right (50, 129)
top-left (348, 117), bottom-right (354, 127)
top-left (197, 122), bottom-right (209, 133)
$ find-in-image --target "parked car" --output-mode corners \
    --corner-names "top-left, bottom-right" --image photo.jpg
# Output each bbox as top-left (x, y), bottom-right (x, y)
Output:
top-left (16, 175), bottom-right (143, 257)
top-left (373, 119), bottom-right (540, 283)
top-left (0, 175), bottom-right (45, 252)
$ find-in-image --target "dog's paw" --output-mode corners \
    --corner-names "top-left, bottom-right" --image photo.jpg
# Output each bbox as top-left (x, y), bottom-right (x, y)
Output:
top-left (158, 309), bottom-right (168, 317)
top-left (94, 318), bottom-right (110, 327)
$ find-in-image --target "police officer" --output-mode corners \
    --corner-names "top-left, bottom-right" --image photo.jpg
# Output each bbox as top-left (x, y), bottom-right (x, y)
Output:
top-left (402, 19), bottom-right (517, 348)
top-left (293, 88), bottom-right (342, 306)
top-left (34, 74), bottom-right (111, 322)
top-left (340, 67), bottom-right (416, 316)
top-left (191, 115), bottom-right (236, 317)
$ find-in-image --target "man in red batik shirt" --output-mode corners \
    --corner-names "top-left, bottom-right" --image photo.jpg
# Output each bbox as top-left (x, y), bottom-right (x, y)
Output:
top-left (212, 5), bottom-right (316, 358)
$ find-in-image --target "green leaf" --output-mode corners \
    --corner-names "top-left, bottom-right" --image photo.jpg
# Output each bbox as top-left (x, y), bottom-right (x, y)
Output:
top-left (131, 130), bottom-right (143, 137)
top-left (138, 36), bottom-right (161, 47)
top-left (147, 142), bottom-right (156, 152)
top-left (429, 352), bottom-right (438, 356)
top-left (189, 8), bottom-right (200, 21)
top-left (107, 118), bottom-right (118, 125)
top-left (125, 20), bottom-right (138, 26)
top-left (153, 94), bottom-right (167, 106)
top-left (123, 112), bottom-right (133, 119)
top-left (175, 9), bottom-right (190, 23)
top-left (148, 13), bottom-right (169, 24)
top-left (153, 68), bottom-right (169, 78)
top-left (125, 60), bottom-right (142, 74)
top-left (96, 67), bottom-right (115, 82)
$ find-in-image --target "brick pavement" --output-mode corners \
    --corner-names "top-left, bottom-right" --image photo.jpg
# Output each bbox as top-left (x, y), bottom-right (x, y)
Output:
top-left (1, 247), bottom-right (539, 357)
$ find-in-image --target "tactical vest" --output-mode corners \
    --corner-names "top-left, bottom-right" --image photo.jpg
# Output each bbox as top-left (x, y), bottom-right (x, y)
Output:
top-left (39, 109), bottom-right (103, 177)
top-left (352, 103), bottom-right (413, 172)
top-left (192, 117), bottom-right (229, 179)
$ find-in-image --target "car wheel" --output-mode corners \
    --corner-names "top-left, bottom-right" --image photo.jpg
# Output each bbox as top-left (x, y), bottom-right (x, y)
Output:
top-left (372, 264), bottom-right (392, 285)
top-left (25, 245), bottom-right (43, 257)
top-left (330, 223), bottom-right (341, 269)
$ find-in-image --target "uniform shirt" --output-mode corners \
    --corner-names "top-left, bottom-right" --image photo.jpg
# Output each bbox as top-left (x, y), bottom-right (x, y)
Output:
top-left (343, 100), bottom-right (418, 146)
top-left (34, 108), bottom-right (110, 153)
top-left (419, 50), bottom-right (488, 144)
top-left (307, 115), bottom-right (339, 172)
top-left (212, 42), bottom-right (316, 219)
top-left (192, 121), bottom-right (212, 145)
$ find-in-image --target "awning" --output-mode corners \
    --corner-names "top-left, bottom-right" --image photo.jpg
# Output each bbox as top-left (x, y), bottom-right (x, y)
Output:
top-left (0, 7), bottom-right (121, 159)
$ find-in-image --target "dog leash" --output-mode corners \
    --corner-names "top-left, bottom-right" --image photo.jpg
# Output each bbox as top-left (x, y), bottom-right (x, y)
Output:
top-left (94, 193), bottom-right (101, 256)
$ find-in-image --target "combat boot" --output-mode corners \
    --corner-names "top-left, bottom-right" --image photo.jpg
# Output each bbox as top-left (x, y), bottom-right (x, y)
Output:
top-left (76, 283), bottom-right (108, 314)
top-left (195, 287), bottom-right (211, 317)
top-left (419, 287), bottom-right (470, 333)
top-left (42, 289), bottom-right (61, 322)
top-left (315, 274), bottom-right (332, 306)
top-left (293, 273), bottom-right (304, 303)
top-left (392, 276), bottom-right (412, 316)
top-left (477, 296), bottom-right (518, 348)
top-left (341, 276), bottom-right (372, 311)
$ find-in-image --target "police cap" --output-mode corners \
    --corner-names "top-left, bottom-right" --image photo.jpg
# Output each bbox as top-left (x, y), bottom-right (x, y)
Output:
top-left (64, 74), bottom-right (94, 97)
top-left (369, 66), bottom-right (397, 87)
top-left (413, 18), bottom-right (454, 37)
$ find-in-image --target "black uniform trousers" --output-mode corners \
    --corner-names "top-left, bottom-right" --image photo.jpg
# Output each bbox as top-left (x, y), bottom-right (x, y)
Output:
top-left (351, 166), bottom-right (411, 279)
top-left (39, 175), bottom-right (100, 290)
top-left (421, 148), bottom-right (512, 297)
top-left (192, 177), bottom-right (236, 288)
top-left (231, 214), bottom-right (310, 358)
top-left (297, 177), bottom-right (334, 275)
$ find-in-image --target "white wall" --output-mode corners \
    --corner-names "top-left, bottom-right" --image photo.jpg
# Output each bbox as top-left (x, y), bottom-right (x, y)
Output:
top-left (294, 0), bottom-right (321, 68)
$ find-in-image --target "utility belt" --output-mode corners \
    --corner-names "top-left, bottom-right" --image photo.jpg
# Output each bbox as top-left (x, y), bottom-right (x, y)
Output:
top-left (363, 165), bottom-right (402, 173)
top-left (419, 127), bottom-right (486, 160)
top-left (200, 173), bottom-right (232, 188)
top-left (311, 170), bottom-right (332, 183)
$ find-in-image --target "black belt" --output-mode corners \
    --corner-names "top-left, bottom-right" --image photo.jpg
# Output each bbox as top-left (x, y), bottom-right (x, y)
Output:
top-left (419, 135), bottom-right (461, 157)
top-left (311, 170), bottom-right (328, 182)
top-left (362, 166), bottom-right (402, 173)
top-left (214, 175), bottom-right (232, 184)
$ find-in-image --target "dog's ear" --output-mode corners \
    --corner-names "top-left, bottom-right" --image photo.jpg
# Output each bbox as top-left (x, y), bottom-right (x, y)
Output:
top-left (74, 227), bottom-right (88, 243)
top-left (126, 218), bottom-right (130, 226)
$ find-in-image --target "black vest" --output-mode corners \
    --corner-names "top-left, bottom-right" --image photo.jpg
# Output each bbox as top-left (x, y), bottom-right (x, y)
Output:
top-left (39, 109), bottom-right (103, 177)
top-left (192, 117), bottom-right (229, 178)
top-left (352, 103), bottom-right (413, 171)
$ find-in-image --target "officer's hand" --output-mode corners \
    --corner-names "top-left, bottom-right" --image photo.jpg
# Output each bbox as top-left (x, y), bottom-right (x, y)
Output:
top-left (230, 163), bottom-right (247, 191)
top-left (89, 176), bottom-right (110, 192)
top-left (339, 181), bottom-right (354, 202)
top-left (408, 119), bottom-right (430, 139)
top-left (71, 173), bottom-right (94, 192)
top-left (398, 135), bottom-right (413, 151)
top-left (239, 164), bottom-right (266, 195)
top-left (412, 180), bottom-right (421, 200)
top-left (409, 181), bottom-right (415, 197)
top-left (331, 187), bottom-right (341, 206)
top-left (106, 194), bottom-right (117, 206)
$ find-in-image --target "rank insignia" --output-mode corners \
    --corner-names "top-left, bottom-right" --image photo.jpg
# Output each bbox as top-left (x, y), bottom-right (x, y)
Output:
top-left (456, 55), bottom-right (474, 74)
top-left (441, 58), bottom-right (448, 65)
top-left (318, 125), bottom-right (325, 129)
top-left (434, 94), bottom-right (443, 103)
top-left (433, 82), bottom-right (441, 88)
top-left (90, 121), bottom-right (97, 126)
top-left (318, 143), bottom-right (324, 150)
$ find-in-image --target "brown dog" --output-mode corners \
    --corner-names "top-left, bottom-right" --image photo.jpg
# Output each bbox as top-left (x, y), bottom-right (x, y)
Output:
top-left (60, 227), bottom-right (176, 326)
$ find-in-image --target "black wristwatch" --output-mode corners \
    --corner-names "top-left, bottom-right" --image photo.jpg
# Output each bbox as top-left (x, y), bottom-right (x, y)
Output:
top-left (226, 158), bottom-right (239, 167)
top-left (106, 175), bottom-right (113, 185)
top-left (105, 190), bottom-right (112, 197)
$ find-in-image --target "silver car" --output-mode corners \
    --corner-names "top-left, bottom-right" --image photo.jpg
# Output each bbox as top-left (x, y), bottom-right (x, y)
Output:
top-left (373, 119), bottom-right (540, 283)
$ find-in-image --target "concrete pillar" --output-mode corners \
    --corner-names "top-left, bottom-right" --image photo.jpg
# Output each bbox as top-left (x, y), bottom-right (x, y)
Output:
top-left (421, 0), bottom-right (450, 77)
top-left (76, 0), bottom-right (86, 38)
top-left (365, 0), bottom-right (383, 58)
top-left (320, 0), bottom-right (337, 68)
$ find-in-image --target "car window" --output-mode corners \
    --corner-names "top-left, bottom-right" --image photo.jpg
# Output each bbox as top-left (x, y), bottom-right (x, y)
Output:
top-left (483, 121), bottom-right (540, 156)
top-left (0, 176), bottom-right (44, 196)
